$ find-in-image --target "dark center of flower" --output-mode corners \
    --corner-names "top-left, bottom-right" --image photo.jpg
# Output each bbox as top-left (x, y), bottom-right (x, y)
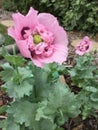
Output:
top-left (21, 27), bottom-right (30, 38)
top-left (85, 45), bottom-right (89, 50)
top-left (29, 48), bottom-right (35, 58)
top-left (33, 34), bottom-right (43, 44)
top-left (44, 47), bottom-right (48, 52)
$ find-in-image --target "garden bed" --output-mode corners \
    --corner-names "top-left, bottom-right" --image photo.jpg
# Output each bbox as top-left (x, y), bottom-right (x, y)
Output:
top-left (0, 66), bottom-right (98, 130)
top-left (0, 44), bottom-right (98, 130)
top-left (0, 7), bottom-right (98, 130)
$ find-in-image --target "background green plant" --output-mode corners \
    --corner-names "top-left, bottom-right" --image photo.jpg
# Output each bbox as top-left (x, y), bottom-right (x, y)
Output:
top-left (68, 53), bottom-right (98, 119)
top-left (2, 0), bottom-right (98, 33)
top-left (0, 24), bottom-right (14, 46)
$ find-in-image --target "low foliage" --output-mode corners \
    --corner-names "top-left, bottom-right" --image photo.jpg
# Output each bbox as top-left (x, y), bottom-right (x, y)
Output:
top-left (0, 24), bottom-right (14, 46)
top-left (0, 46), bottom-right (98, 130)
top-left (0, 48), bottom-right (80, 130)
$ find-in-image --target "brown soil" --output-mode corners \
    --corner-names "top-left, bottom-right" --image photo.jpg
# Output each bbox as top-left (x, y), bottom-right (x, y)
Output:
top-left (63, 116), bottom-right (98, 130)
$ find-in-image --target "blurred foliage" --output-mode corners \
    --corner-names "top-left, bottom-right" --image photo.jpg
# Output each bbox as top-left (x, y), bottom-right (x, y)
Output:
top-left (2, 0), bottom-right (98, 33)
top-left (0, 24), bottom-right (14, 46)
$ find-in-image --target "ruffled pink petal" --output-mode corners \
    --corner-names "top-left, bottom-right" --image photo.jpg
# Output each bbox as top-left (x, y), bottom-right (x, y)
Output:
top-left (16, 39), bottom-right (31, 58)
top-left (35, 42), bottom-right (46, 54)
top-left (30, 43), bottom-right (68, 68)
top-left (51, 44), bottom-right (68, 63)
top-left (38, 13), bottom-right (68, 45)
top-left (83, 36), bottom-right (89, 41)
top-left (37, 44), bottom-right (68, 64)
top-left (30, 56), bottom-right (43, 68)
top-left (10, 7), bottom-right (38, 40)
top-left (75, 50), bottom-right (84, 56)
top-left (12, 12), bottom-right (25, 39)
top-left (12, 7), bottom-right (38, 30)
top-left (19, 7), bottom-right (38, 33)
top-left (12, 12), bottom-right (24, 28)
top-left (26, 7), bottom-right (38, 29)
top-left (8, 27), bottom-right (19, 40)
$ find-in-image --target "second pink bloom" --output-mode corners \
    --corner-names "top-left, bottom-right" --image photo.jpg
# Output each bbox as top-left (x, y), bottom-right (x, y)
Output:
top-left (75, 36), bottom-right (92, 56)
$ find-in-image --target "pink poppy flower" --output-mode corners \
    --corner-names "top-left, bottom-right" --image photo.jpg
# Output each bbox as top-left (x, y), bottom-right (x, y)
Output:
top-left (75, 36), bottom-right (92, 56)
top-left (8, 7), bottom-right (68, 67)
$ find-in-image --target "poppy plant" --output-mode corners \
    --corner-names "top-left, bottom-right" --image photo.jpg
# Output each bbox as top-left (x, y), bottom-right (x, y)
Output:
top-left (75, 36), bottom-right (92, 56)
top-left (8, 7), bottom-right (68, 67)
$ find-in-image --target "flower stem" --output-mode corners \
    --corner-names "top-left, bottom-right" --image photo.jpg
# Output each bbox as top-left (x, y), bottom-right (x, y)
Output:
top-left (20, 124), bottom-right (25, 130)
top-left (34, 85), bottom-right (37, 98)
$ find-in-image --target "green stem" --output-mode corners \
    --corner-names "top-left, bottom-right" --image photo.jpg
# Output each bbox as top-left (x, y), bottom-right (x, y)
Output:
top-left (12, 46), bottom-right (21, 84)
top-left (20, 124), bottom-right (25, 130)
top-left (34, 85), bottom-right (37, 98)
